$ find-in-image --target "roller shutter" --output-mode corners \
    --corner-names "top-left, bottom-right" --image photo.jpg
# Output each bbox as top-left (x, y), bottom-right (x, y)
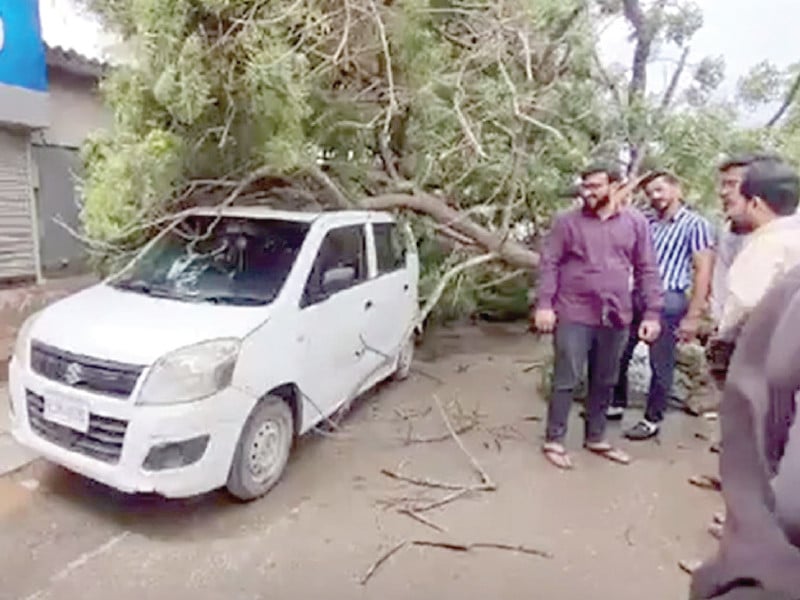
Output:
top-left (0, 128), bottom-right (37, 280)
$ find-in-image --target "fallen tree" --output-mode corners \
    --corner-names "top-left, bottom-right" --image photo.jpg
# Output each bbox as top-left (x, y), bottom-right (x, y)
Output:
top-left (75, 0), bottom-right (605, 314)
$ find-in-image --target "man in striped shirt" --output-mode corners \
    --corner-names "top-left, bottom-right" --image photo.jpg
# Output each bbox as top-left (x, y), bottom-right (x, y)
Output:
top-left (611, 171), bottom-right (716, 440)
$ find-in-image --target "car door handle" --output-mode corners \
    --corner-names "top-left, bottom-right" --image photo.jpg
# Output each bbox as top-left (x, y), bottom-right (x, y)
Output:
top-left (365, 300), bottom-right (373, 310)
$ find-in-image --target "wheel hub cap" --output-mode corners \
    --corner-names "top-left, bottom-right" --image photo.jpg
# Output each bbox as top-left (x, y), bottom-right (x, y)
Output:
top-left (247, 420), bottom-right (282, 483)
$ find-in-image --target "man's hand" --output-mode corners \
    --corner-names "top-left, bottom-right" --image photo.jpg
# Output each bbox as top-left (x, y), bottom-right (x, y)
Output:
top-left (534, 309), bottom-right (557, 333)
top-left (678, 315), bottom-right (701, 343)
top-left (638, 319), bottom-right (661, 343)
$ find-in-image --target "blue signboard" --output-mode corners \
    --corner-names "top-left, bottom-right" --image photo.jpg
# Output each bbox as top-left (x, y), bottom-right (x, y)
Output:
top-left (0, 0), bottom-right (47, 92)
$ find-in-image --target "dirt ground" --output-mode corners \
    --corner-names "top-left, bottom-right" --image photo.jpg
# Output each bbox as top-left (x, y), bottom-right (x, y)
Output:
top-left (0, 323), bottom-right (723, 600)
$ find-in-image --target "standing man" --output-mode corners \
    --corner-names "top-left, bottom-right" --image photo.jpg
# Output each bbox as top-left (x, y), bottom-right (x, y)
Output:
top-left (611, 171), bottom-right (716, 440)
top-left (713, 158), bottom-right (800, 344)
top-left (534, 163), bottom-right (663, 470)
top-left (691, 219), bottom-right (800, 599)
top-left (709, 154), bottom-right (767, 324)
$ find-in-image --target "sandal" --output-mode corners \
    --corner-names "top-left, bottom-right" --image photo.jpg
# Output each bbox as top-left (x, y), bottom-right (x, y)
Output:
top-left (542, 442), bottom-right (574, 470)
top-left (584, 442), bottom-right (631, 465)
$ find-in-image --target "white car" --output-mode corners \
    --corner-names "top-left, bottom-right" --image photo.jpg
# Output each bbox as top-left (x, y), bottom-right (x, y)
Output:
top-left (7, 207), bottom-right (419, 500)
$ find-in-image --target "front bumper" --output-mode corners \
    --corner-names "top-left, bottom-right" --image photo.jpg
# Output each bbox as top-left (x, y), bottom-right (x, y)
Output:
top-left (8, 358), bottom-right (255, 498)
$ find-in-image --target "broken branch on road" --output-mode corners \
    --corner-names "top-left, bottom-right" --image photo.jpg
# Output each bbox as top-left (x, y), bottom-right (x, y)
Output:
top-left (360, 539), bottom-right (553, 585)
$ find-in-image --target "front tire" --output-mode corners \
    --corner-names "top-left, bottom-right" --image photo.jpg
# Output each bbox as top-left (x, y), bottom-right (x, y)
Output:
top-left (227, 396), bottom-right (294, 501)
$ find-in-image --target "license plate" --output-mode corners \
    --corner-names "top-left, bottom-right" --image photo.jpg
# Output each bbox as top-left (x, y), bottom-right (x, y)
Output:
top-left (43, 394), bottom-right (90, 433)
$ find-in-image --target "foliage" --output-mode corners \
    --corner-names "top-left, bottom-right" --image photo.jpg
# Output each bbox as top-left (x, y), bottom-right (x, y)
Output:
top-left (75, 0), bottom-right (800, 323)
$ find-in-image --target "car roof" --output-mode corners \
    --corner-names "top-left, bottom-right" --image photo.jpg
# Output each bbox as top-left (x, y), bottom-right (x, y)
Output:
top-left (187, 206), bottom-right (395, 224)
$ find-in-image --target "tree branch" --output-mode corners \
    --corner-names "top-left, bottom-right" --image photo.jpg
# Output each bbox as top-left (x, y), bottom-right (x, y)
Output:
top-left (767, 70), bottom-right (800, 128)
top-left (660, 45), bottom-right (690, 111)
top-left (361, 193), bottom-right (539, 269)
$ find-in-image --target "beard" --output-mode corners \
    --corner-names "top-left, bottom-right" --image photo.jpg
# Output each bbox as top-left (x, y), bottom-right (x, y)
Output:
top-left (584, 194), bottom-right (610, 211)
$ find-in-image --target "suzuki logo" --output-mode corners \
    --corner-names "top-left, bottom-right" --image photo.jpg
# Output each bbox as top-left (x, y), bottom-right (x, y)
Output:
top-left (64, 362), bottom-right (84, 386)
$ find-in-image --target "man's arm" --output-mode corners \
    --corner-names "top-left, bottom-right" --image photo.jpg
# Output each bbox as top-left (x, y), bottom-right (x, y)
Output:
top-left (718, 238), bottom-right (782, 340)
top-left (686, 218), bottom-right (716, 319)
top-left (535, 214), bottom-right (567, 310)
top-left (631, 215), bottom-right (664, 321)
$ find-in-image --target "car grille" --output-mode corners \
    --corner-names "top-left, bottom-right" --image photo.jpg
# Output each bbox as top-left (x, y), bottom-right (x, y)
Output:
top-left (26, 390), bottom-right (128, 464)
top-left (30, 341), bottom-right (144, 399)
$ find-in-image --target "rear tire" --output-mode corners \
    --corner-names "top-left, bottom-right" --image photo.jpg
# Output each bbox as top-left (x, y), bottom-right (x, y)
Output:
top-left (226, 396), bottom-right (294, 501)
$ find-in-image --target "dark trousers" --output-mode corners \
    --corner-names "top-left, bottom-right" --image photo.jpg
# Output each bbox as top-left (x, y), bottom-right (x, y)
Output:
top-left (613, 290), bottom-right (689, 423)
top-left (545, 321), bottom-right (629, 444)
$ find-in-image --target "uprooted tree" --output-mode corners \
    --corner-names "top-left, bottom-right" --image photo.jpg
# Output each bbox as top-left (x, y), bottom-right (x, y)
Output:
top-left (76, 0), bottom-right (611, 318)
top-left (74, 0), bottom-right (798, 323)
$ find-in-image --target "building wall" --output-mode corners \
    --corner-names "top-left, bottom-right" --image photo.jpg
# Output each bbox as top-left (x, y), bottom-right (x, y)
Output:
top-left (36, 69), bottom-right (110, 149)
top-left (31, 68), bottom-right (110, 276)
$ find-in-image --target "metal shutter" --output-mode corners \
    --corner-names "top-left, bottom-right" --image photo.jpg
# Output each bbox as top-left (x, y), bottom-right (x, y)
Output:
top-left (0, 129), bottom-right (36, 280)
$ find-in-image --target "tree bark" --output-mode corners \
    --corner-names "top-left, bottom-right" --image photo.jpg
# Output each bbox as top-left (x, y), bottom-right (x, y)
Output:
top-left (660, 46), bottom-right (690, 112)
top-left (766, 71), bottom-right (800, 128)
top-left (362, 193), bottom-right (539, 269)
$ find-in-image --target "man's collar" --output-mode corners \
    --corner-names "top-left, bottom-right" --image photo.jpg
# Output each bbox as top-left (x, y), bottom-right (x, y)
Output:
top-left (581, 202), bottom-right (621, 220)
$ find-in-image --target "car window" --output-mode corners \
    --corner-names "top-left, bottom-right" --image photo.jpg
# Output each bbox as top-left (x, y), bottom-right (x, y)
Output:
top-left (373, 222), bottom-right (406, 275)
top-left (302, 224), bottom-right (367, 306)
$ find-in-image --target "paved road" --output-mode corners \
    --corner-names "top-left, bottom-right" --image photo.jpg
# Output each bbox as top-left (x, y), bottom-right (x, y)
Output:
top-left (0, 329), bottom-right (722, 600)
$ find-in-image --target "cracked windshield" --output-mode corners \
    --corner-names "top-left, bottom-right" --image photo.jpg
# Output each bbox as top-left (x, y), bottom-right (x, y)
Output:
top-left (111, 216), bottom-right (309, 305)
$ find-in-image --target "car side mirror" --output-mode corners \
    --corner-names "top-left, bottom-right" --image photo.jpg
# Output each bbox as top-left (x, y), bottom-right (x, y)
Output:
top-left (322, 266), bottom-right (356, 296)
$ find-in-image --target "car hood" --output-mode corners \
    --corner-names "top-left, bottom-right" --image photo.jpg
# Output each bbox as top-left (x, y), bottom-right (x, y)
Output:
top-left (29, 283), bottom-right (269, 366)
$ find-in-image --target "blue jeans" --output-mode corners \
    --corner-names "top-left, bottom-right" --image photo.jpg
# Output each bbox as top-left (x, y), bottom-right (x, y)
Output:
top-left (612, 290), bottom-right (689, 423)
top-left (545, 321), bottom-right (629, 444)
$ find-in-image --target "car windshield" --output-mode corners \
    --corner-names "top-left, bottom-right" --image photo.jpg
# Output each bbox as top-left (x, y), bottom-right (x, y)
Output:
top-left (109, 215), bottom-right (310, 306)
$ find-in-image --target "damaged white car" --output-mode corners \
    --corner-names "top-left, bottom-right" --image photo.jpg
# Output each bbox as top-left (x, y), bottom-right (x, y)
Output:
top-left (8, 208), bottom-right (419, 500)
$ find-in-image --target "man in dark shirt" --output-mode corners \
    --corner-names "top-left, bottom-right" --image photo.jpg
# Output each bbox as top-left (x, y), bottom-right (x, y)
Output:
top-left (534, 163), bottom-right (664, 469)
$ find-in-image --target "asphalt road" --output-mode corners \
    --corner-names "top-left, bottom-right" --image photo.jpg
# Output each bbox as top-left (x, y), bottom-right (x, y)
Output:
top-left (0, 326), bottom-right (722, 600)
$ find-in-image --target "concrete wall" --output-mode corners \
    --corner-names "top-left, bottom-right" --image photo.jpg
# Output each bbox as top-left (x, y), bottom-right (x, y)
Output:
top-left (30, 67), bottom-right (110, 276)
top-left (32, 144), bottom-right (86, 274)
top-left (35, 69), bottom-right (110, 149)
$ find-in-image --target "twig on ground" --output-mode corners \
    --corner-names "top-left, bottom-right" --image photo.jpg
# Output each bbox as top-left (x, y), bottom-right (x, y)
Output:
top-left (360, 539), bottom-right (552, 584)
top-left (433, 394), bottom-right (496, 490)
top-left (380, 469), bottom-right (481, 492)
top-left (360, 540), bottom-right (408, 585)
top-left (411, 489), bottom-right (472, 513)
top-left (397, 509), bottom-right (447, 533)
top-left (404, 418), bottom-right (478, 445)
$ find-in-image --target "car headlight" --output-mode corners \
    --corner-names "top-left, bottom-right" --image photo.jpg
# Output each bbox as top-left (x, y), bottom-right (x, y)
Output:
top-left (13, 312), bottom-right (41, 369)
top-left (137, 339), bottom-right (241, 405)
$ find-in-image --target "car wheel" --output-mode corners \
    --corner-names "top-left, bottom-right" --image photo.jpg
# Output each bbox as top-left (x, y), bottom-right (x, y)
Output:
top-left (227, 395), bottom-right (294, 501)
top-left (393, 335), bottom-right (414, 381)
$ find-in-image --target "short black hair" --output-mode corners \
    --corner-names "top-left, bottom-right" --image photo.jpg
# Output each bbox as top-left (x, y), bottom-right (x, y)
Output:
top-left (580, 161), bottom-right (622, 183)
top-left (741, 159), bottom-right (799, 216)
top-left (718, 152), bottom-right (782, 172)
top-left (639, 169), bottom-right (681, 190)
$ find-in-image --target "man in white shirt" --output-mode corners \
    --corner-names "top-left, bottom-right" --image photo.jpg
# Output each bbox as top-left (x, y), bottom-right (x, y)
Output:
top-left (715, 159), bottom-right (800, 342)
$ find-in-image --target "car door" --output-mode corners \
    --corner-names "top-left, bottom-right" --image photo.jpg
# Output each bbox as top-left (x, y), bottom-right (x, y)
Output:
top-left (360, 219), bottom-right (418, 376)
top-left (296, 223), bottom-right (375, 422)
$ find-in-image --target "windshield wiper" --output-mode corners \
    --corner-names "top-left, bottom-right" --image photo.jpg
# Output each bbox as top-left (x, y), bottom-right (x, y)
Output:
top-left (113, 279), bottom-right (175, 299)
top-left (200, 294), bottom-right (267, 306)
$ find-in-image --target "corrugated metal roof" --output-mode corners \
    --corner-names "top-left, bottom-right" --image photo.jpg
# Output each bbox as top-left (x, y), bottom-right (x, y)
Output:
top-left (45, 44), bottom-right (107, 80)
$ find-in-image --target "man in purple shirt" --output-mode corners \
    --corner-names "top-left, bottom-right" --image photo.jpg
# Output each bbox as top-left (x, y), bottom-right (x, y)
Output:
top-left (534, 163), bottom-right (664, 469)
